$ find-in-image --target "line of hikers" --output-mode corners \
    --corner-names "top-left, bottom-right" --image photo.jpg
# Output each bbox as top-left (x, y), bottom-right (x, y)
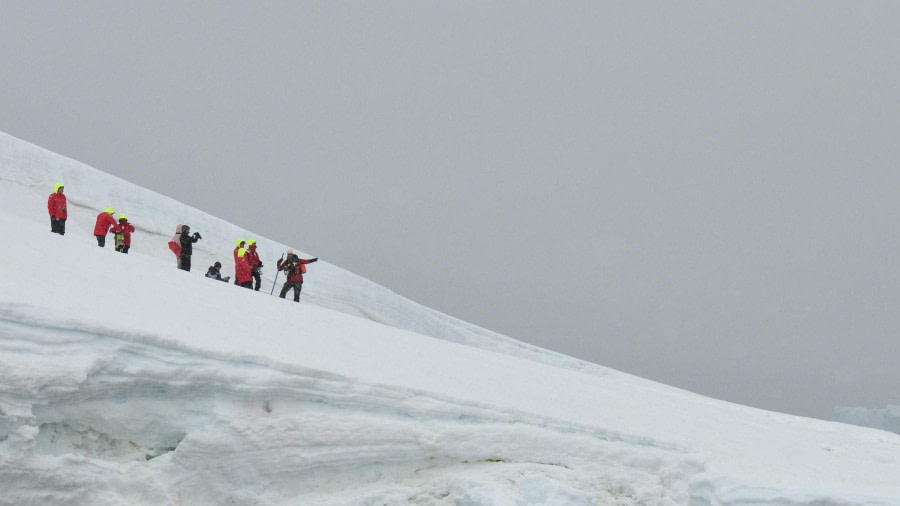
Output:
top-left (49, 182), bottom-right (317, 302)
top-left (170, 227), bottom-right (318, 302)
top-left (202, 237), bottom-right (317, 302)
top-left (48, 182), bottom-right (134, 253)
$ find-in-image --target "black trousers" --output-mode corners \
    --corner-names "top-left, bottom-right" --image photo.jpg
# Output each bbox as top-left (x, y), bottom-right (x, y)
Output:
top-left (96, 235), bottom-right (106, 247)
top-left (239, 281), bottom-right (253, 289)
top-left (179, 254), bottom-right (192, 271)
top-left (280, 281), bottom-right (303, 302)
top-left (252, 270), bottom-right (262, 291)
top-left (50, 217), bottom-right (66, 235)
top-left (116, 245), bottom-right (130, 254)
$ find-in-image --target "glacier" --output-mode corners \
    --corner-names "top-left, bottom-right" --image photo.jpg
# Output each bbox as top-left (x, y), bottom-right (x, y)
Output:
top-left (2, 131), bottom-right (900, 505)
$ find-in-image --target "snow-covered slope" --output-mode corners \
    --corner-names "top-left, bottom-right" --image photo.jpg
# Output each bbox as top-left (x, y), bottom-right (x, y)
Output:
top-left (835, 406), bottom-right (900, 436)
top-left (2, 132), bottom-right (900, 505)
top-left (0, 132), bottom-right (552, 352)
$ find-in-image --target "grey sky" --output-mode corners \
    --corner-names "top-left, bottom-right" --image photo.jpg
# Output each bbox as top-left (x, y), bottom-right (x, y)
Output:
top-left (3, 1), bottom-right (900, 420)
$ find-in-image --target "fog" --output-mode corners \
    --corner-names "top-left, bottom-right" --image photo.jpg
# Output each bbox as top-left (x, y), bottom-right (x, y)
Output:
top-left (3, 1), bottom-right (899, 419)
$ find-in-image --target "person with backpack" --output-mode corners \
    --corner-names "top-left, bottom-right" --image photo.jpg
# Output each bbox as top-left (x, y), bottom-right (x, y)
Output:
top-left (178, 224), bottom-right (201, 271)
top-left (247, 239), bottom-right (263, 291)
top-left (235, 247), bottom-right (253, 289)
top-left (168, 225), bottom-right (183, 268)
top-left (276, 250), bottom-right (318, 302)
top-left (47, 182), bottom-right (67, 235)
top-left (206, 262), bottom-right (231, 282)
top-left (93, 208), bottom-right (117, 247)
top-left (114, 215), bottom-right (135, 254)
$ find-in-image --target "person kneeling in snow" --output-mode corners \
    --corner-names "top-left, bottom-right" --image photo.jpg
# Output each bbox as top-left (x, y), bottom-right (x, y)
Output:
top-left (276, 250), bottom-right (317, 302)
top-left (206, 262), bottom-right (231, 282)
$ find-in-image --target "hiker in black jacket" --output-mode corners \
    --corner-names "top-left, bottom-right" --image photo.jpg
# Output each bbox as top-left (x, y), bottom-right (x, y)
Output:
top-left (178, 225), bottom-right (201, 272)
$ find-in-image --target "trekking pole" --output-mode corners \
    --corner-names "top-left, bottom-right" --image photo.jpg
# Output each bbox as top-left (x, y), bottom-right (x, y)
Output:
top-left (269, 253), bottom-right (285, 295)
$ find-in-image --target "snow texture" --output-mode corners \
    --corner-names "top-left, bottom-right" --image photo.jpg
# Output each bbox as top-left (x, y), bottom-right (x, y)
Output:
top-left (2, 130), bottom-right (900, 505)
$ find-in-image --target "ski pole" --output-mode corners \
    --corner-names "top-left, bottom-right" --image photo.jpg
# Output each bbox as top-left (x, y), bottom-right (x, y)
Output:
top-left (269, 270), bottom-right (280, 295)
top-left (269, 253), bottom-right (285, 295)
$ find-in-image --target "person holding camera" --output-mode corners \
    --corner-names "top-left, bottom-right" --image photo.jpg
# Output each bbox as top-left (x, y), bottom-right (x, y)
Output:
top-left (178, 224), bottom-right (202, 272)
top-left (276, 250), bottom-right (318, 302)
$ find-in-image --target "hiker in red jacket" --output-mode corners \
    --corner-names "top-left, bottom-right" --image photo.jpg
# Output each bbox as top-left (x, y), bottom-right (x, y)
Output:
top-left (233, 238), bottom-right (246, 284)
top-left (233, 238), bottom-right (245, 261)
top-left (47, 183), bottom-right (68, 235)
top-left (114, 215), bottom-right (135, 254)
top-left (276, 250), bottom-right (318, 302)
top-left (235, 247), bottom-right (253, 289)
top-left (94, 208), bottom-right (118, 247)
top-left (247, 239), bottom-right (263, 291)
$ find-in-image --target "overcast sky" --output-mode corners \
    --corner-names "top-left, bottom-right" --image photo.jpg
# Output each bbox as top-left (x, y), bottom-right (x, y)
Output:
top-left (3, 1), bottom-right (900, 420)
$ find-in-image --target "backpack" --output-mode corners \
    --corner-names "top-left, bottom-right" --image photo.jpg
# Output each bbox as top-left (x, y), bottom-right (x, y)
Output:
top-left (283, 255), bottom-right (306, 276)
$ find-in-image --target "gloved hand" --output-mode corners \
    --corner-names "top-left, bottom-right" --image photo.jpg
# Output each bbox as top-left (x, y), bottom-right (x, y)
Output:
top-left (193, 232), bottom-right (202, 240)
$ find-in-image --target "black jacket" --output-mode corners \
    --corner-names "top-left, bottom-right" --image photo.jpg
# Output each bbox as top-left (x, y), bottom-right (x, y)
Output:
top-left (206, 266), bottom-right (227, 282)
top-left (180, 232), bottom-right (199, 256)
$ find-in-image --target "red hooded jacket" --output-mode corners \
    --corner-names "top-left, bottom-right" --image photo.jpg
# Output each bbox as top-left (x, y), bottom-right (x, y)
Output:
top-left (115, 220), bottom-right (136, 247)
top-left (248, 245), bottom-right (261, 270)
top-left (94, 212), bottom-right (117, 236)
top-left (48, 191), bottom-right (67, 219)
top-left (235, 249), bottom-right (252, 284)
